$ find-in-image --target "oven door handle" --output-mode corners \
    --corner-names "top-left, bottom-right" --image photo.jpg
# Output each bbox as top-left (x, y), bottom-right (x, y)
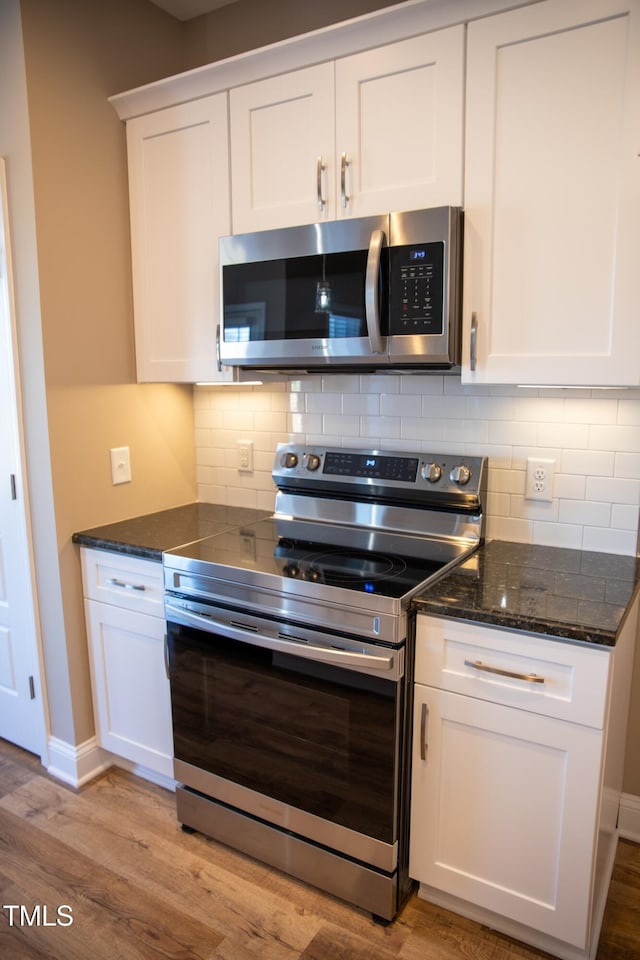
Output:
top-left (166, 601), bottom-right (397, 675)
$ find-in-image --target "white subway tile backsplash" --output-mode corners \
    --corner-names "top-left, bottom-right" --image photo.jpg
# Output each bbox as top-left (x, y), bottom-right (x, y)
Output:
top-left (590, 424), bottom-right (640, 452)
top-left (583, 526), bottom-right (638, 555)
top-left (380, 393), bottom-right (419, 417)
top-left (539, 422), bottom-right (590, 449)
top-left (342, 393), bottom-right (379, 416)
top-left (615, 452), bottom-right (640, 478)
top-left (587, 476), bottom-right (640, 505)
top-left (306, 392), bottom-right (342, 414)
top-left (561, 449), bottom-right (614, 476)
top-left (193, 380), bottom-right (640, 556)
top-left (532, 520), bottom-right (583, 550)
top-left (558, 499), bottom-right (611, 527)
top-left (554, 474), bottom-right (587, 500)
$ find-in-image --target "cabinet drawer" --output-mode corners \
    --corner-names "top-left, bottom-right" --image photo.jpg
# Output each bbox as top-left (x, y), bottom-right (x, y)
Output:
top-left (416, 616), bottom-right (610, 728)
top-left (81, 547), bottom-right (163, 616)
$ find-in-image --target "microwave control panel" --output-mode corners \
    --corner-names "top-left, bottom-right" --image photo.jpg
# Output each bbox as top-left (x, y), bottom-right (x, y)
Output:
top-left (388, 241), bottom-right (444, 335)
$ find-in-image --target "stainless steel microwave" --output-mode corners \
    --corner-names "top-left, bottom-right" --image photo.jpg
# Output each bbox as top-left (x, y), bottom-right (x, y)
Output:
top-left (219, 206), bottom-right (462, 372)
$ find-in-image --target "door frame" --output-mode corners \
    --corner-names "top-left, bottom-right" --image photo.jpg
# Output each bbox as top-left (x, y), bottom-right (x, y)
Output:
top-left (0, 155), bottom-right (48, 759)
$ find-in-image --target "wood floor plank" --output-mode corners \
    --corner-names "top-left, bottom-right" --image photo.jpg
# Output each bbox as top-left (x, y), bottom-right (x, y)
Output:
top-left (0, 774), bottom-right (320, 959)
top-left (0, 740), bottom-right (637, 960)
top-left (0, 805), bottom-right (224, 960)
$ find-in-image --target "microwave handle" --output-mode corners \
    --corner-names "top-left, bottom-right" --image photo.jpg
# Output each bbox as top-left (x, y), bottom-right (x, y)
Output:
top-left (365, 229), bottom-right (385, 354)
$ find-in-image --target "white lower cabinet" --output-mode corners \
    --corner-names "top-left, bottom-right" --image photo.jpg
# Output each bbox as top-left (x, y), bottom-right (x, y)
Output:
top-left (410, 612), bottom-right (637, 960)
top-left (80, 548), bottom-right (173, 779)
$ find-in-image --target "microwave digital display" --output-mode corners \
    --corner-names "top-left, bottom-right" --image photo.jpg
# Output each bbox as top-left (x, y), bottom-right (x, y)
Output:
top-left (388, 241), bottom-right (445, 336)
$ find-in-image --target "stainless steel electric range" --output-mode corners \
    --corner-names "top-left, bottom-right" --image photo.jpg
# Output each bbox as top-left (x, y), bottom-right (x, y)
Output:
top-left (163, 444), bottom-right (487, 922)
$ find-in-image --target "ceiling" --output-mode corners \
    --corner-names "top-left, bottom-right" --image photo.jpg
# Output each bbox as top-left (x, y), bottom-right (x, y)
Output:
top-left (148, 0), bottom-right (240, 21)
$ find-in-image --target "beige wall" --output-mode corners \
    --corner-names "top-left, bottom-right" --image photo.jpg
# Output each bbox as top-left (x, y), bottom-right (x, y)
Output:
top-left (18, 0), bottom-right (197, 745)
top-left (7, 0), bottom-right (639, 799)
top-left (184, 0), bottom-right (409, 65)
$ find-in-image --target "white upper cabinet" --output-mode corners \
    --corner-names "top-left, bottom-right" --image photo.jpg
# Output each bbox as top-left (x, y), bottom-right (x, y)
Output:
top-left (127, 94), bottom-right (233, 383)
top-left (229, 26), bottom-right (464, 233)
top-left (461, 0), bottom-right (640, 386)
top-left (334, 28), bottom-right (464, 220)
top-left (230, 63), bottom-right (335, 233)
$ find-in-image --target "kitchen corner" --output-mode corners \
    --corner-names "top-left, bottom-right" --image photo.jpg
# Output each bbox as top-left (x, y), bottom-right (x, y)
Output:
top-left (2, 0), bottom-right (640, 956)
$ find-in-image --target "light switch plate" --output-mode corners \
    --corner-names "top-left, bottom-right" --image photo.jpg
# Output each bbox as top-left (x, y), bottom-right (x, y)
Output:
top-left (110, 446), bottom-right (131, 485)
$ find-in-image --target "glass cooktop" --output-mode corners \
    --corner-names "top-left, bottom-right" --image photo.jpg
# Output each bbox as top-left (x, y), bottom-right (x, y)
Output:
top-left (166, 518), bottom-right (448, 601)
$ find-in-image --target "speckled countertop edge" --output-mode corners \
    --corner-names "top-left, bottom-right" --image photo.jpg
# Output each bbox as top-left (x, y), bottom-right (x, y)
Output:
top-left (74, 510), bottom-right (640, 648)
top-left (72, 503), bottom-right (271, 562)
top-left (414, 539), bottom-right (640, 648)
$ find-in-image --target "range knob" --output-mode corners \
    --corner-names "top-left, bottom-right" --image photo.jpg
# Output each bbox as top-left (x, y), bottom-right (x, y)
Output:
top-left (450, 464), bottom-right (472, 486)
top-left (421, 462), bottom-right (442, 484)
top-left (281, 452), bottom-right (299, 469)
top-left (305, 453), bottom-right (321, 471)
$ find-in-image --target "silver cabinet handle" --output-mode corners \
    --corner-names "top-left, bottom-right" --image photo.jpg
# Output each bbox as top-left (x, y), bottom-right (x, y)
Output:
top-left (216, 322), bottom-right (222, 372)
top-left (340, 152), bottom-right (351, 208)
top-left (365, 229), bottom-right (385, 354)
top-left (316, 156), bottom-right (327, 210)
top-left (106, 577), bottom-right (146, 592)
top-left (470, 312), bottom-right (478, 371)
top-left (464, 658), bottom-right (546, 684)
top-left (163, 634), bottom-right (170, 680)
top-left (420, 702), bottom-right (429, 761)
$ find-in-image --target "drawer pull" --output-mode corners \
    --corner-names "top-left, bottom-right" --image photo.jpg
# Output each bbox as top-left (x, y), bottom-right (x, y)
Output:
top-left (464, 658), bottom-right (545, 684)
top-left (420, 702), bottom-right (429, 761)
top-left (106, 577), bottom-right (146, 592)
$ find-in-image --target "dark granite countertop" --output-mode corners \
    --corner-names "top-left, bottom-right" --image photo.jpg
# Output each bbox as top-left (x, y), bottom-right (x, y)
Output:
top-left (72, 503), bottom-right (270, 562)
top-left (414, 539), bottom-right (640, 647)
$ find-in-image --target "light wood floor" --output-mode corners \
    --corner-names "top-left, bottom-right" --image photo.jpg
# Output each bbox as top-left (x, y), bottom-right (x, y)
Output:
top-left (0, 738), bottom-right (638, 960)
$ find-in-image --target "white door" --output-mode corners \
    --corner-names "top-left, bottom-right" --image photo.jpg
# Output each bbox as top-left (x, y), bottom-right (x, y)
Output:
top-left (409, 684), bottom-right (603, 950)
top-left (461, 0), bottom-right (640, 385)
top-left (335, 26), bottom-right (464, 218)
top-left (230, 62), bottom-right (335, 232)
top-left (0, 158), bottom-right (46, 756)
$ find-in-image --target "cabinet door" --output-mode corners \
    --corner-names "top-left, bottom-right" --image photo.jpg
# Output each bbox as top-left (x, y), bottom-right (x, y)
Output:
top-left (127, 95), bottom-right (232, 383)
top-left (409, 685), bottom-right (603, 949)
top-left (462, 0), bottom-right (640, 385)
top-left (335, 26), bottom-right (464, 218)
top-left (85, 599), bottom-right (173, 777)
top-left (230, 63), bottom-right (335, 232)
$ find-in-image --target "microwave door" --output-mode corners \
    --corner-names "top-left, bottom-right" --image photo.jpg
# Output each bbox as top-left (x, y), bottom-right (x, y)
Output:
top-left (219, 216), bottom-right (389, 369)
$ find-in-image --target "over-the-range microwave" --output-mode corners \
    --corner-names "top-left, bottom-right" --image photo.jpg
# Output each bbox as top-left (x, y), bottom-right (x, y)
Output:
top-left (218, 206), bottom-right (462, 372)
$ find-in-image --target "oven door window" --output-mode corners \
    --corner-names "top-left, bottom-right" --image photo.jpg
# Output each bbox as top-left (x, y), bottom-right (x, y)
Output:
top-left (168, 622), bottom-right (400, 845)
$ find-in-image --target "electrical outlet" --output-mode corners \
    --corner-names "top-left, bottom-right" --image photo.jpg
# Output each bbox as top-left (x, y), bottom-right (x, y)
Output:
top-left (110, 446), bottom-right (131, 485)
top-left (237, 440), bottom-right (254, 473)
top-left (525, 457), bottom-right (555, 502)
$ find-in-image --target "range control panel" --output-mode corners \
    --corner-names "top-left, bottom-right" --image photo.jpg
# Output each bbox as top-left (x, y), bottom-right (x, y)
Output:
top-left (274, 443), bottom-right (486, 506)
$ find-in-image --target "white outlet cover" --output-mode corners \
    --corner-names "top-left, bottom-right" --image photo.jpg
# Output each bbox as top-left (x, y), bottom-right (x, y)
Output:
top-left (525, 457), bottom-right (555, 502)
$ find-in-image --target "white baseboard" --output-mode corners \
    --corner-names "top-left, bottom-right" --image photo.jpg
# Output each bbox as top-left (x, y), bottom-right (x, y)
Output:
top-left (618, 793), bottom-right (640, 843)
top-left (46, 735), bottom-right (111, 788)
top-left (110, 755), bottom-right (176, 792)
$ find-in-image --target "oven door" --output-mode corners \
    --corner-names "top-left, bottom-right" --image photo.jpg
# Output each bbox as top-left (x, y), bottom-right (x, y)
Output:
top-left (165, 597), bottom-right (405, 872)
top-left (219, 215), bottom-right (388, 368)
